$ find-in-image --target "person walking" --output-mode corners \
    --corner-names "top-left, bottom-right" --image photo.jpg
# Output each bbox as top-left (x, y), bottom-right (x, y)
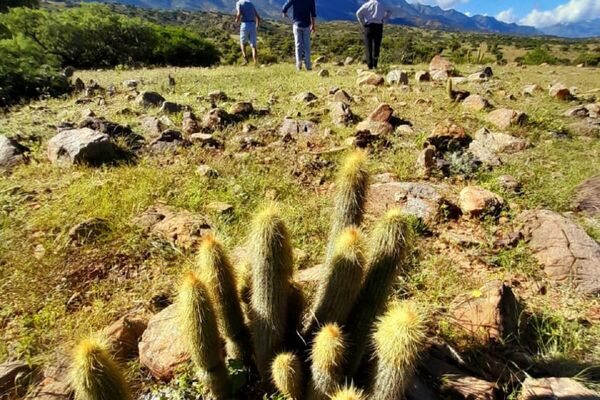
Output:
top-left (236, 0), bottom-right (261, 65)
top-left (282, 0), bottom-right (317, 71)
top-left (356, 0), bottom-right (392, 69)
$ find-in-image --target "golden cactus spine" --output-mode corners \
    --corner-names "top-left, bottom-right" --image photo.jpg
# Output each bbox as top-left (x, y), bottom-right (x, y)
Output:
top-left (249, 205), bottom-right (294, 378)
top-left (344, 208), bottom-right (412, 377)
top-left (179, 271), bottom-right (229, 399)
top-left (271, 352), bottom-right (304, 400)
top-left (308, 324), bottom-right (346, 400)
top-left (330, 385), bottom-right (368, 400)
top-left (371, 301), bottom-right (426, 400)
top-left (70, 338), bottom-right (132, 400)
top-left (197, 234), bottom-right (251, 363)
top-left (304, 227), bottom-right (365, 335)
top-left (325, 150), bottom-right (369, 264)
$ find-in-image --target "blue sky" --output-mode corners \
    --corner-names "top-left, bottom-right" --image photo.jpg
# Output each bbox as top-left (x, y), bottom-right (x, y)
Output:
top-left (409, 0), bottom-right (600, 27)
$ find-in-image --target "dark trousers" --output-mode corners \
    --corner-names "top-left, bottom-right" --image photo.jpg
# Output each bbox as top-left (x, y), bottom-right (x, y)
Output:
top-left (363, 23), bottom-right (383, 69)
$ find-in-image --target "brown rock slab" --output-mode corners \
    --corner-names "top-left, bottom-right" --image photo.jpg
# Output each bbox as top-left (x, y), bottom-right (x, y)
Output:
top-left (138, 304), bottom-right (190, 381)
top-left (518, 209), bottom-right (600, 294)
top-left (459, 186), bottom-right (504, 217)
top-left (181, 111), bottom-right (200, 136)
top-left (332, 89), bottom-right (353, 104)
top-left (356, 72), bottom-right (384, 86)
top-left (522, 84), bottom-right (543, 96)
top-left (574, 175), bottom-right (600, 215)
top-left (356, 120), bottom-right (393, 136)
top-left (104, 316), bottom-right (148, 359)
top-left (519, 377), bottom-right (599, 400)
top-left (139, 116), bottom-right (166, 137)
top-left (486, 108), bottom-right (527, 130)
top-left (368, 103), bottom-right (394, 122)
top-left (451, 281), bottom-right (519, 341)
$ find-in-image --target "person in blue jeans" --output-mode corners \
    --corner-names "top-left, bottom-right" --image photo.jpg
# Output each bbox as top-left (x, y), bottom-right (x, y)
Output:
top-left (236, 0), bottom-right (261, 65)
top-left (282, 0), bottom-right (317, 71)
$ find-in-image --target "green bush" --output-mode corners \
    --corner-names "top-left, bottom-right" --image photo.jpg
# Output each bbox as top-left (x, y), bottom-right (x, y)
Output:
top-left (518, 47), bottom-right (558, 65)
top-left (575, 52), bottom-right (600, 67)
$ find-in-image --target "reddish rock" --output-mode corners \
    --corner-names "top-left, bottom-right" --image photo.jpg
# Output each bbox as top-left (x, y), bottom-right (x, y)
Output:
top-left (356, 72), bottom-right (384, 86)
top-left (486, 108), bottom-right (527, 130)
top-left (368, 103), bottom-right (394, 122)
top-left (459, 186), bottom-right (504, 217)
top-left (355, 120), bottom-right (393, 136)
top-left (519, 377), bottom-right (599, 400)
top-left (549, 83), bottom-right (573, 101)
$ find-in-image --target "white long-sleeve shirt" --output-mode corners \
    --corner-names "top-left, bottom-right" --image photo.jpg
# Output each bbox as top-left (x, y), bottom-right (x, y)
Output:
top-left (356, 0), bottom-right (392, 25)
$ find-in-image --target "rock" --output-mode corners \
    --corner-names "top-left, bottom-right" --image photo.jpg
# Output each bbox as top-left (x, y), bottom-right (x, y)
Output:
top-left (429, 55), bottom-right (453, 78)
top-left (63, 66), bottom-right (75, 77)
top-left (135, 91), bottom-right (166, 108)
top-left (133, 204), bottom-right (211, 250)
top-left (78, 117), bottom-right (143, 146)
top-left (208, 90), bottom-right (228, 103)
top-left (280, 118), bottom-right (318, 136)
top-left (314, 55), bottom-right (327, 64)
top-left (0, 135), bottom-right (29, 172)
top-left (201, 108), bottom-right (232, 131)
top-left (138, 304), bottom-right (190, 381)
top-left (357, 72), bottom-right (384, 86)
top-left (416, 145), bottom-right (437, 176)
top-left (196, 164), bottom-right (219, 178)
top-left (182, 111), bottom-right (200, 136)
top-left (229, 101), bottom-right (254, 117)
top-left (294, 92), bottom-right (318, 102)
top-left (190, 133), bottom-right (222, 148)
top-left (332, 89), bottom-right (353, 104)
top-left (329, 101), bottom-right (354, 126)
top-left (415, 71), bottom-right (431, 82)
top-left (569, 118), bottom-right (600, 137)
top-left (47, 128), bottom-right (115, 166)
top-left (366, 181), bottom-right (448, 224)
top-left (519, 377), bottom-right (600, 400)
top-left (0, 361), bottom-right (38, 398)
top-left (28, 361), bottom-right (71, 400)
top-left (344, 56), bottom-right (354, 65)
top-left (386, 69), bottom-right (409, 85)
top-left (139, 116), bottom-right (166, 137)
top-left (518, 210), bottom-right (600, 294)
top-left (104, 316), bottom-right (148, 359)
top-left (159, 101), bottom-right (188, 114)
top-left (462, 94), bottom-right (492, 111)
top-left (206, 201), bottom-right (234, 214)
top-left (68, 218), bottom-right (110, 244)
top-left (459, 186), bottom-right (504, 217)
top-left (549, 83), bottom-right (573, 101)
top-left (368, 103), bottom-right (394, 122)
top-left (486, 108), bottom-right (527, 130)
top-left (574, 175), bottom-right (600, 215)
top-left (122, 79), bottom-right (138, 89)
top-left (73, 77), bottom-right (85, 92)
top-left (356, 120), bottom-right (393, 136)
top-left (427, 119), bottom-right (470, 152)
top-left (149, 130), bottom-right (190, 153)
top-left (468, 128), bottom-right (529, 166)
top-left (423, 357), bottom-right (498, 400)
top-left (564, 105), bottom-right (589, 118)
top-left (396, 124), bottom-right (414, 135)
top-left (318, 69), bottom-right (329, 77)
top-left (452, 281), bottom-right (519, 342)
top-left (498, 175), bottom-right (521, 192)
top-left (586, 103), bottom-right (600, 118)
top-left (522, 84), bottom-right (543, 96)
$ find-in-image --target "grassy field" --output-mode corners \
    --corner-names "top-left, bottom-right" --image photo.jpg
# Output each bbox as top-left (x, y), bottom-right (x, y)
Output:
top-left (1, 61), bottom-right (600, 397)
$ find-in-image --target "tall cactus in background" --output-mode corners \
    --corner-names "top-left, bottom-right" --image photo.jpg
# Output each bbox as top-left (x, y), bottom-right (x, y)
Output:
top-left (179, 271), bottom-right (229, 399)
top-left (303, 227), bottom-right (365, 335)
top-left (446, 78), bottom-right (453, 100)
top-left (271, 352), bottom-right (304, 400)
top-left (343, 208), bottom-right (413, 377)
top-left (324, 150), bottom-right (369, 264)
top-left (307, 324), bottom-right (346, 400)
top-left (371, 301), bottom-right (426, 400)
top-left (249, 205), bottom-right (294, 378)
top-left (197, 234), bottom-right (251, 363)
top-left (70, 338), bottom-right (131, 400)
top-left (329, 385), bottom-right (367, 400)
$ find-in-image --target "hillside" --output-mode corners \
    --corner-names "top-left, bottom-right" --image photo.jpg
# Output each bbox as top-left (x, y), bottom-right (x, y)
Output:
top-left (541, 18), bottom-right (600, 39)
top-left (2, 57), bottom-right (600, 398)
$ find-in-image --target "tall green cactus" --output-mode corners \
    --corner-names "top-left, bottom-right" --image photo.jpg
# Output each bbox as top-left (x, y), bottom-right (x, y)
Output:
top-left (308, 324), bottom-right (346, 400)
top-left (371, 301), bottom-right (426, 400)
top-left (304, 227), bottom-right (365, 335)
top-left (271, 352), bottom-right (304, 400)
top-left (197, 234), bottom-right (251, 363)
top-left (325, 150), bottom-right (369, 264)
top-left (179, 271), bottom-right (229, 399)
top-left (344, 208), bottom-right (413, 377)
top-left (249, 205), bottom-right (294, 378)
top-left (70, 338), bottom-right (132, 400)
top-left (446, 78), bottom-right (453, 100)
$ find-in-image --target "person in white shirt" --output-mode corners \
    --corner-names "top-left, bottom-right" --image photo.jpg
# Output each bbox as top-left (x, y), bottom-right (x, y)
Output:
top-left (356, 0), bottom-right (392, 69)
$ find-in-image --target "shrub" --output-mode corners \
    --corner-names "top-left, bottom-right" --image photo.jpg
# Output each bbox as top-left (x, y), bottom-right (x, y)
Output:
top-left (519, 47), bottom-right (558, 65)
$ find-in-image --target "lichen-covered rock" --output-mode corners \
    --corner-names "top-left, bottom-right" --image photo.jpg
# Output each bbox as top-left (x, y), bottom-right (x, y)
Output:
top-left (47, 128), bottom-right (116, 166)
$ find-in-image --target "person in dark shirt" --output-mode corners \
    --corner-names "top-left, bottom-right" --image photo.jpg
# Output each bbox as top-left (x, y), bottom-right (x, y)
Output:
top-left (282, 0), bottom-right (317, 71)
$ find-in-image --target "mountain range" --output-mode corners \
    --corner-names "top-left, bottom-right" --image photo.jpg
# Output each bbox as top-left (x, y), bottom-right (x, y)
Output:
top-left (81, 0), bottom-right (600, 38)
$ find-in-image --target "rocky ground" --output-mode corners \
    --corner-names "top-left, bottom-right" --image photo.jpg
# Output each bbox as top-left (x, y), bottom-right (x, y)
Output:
top-left (1, 57), bottom-right (600, 399)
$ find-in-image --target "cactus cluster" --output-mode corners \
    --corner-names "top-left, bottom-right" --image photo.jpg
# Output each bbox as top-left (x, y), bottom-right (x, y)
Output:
top-left (68, 150), bottom-right (428, 400)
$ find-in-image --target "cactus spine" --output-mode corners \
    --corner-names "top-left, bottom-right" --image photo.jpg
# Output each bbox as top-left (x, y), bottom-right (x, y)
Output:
top-left (271, 353), bottom-right (304, 400)
top-left (344, 208), bottom-right (412, 377)
top-left (330, 385), bottom-right (368, 400)
top-left (325, 150), bottom-right (369, 264)
top-left (308, 324), bottom-right (346, 400)
top-left (70, 338), bottom-right (132, 400)
top-left (371, 301), bottom-right (426, 400)
top-left (197, 234), bottom-right (251, 363)
top-left (249, 205), bottom-right (294, 378)
top-left (304, 228), bottom-right (365, 335)
top-left (179, 271), bottom-right (229, 399)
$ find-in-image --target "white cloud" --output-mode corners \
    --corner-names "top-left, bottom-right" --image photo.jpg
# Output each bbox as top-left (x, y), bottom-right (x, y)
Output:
top-left (520, 0), bottom-right (600, 28)
top-left (496, 8), bottom-right (516, 24)
top-left (409, 0), bottom-right (469, 10)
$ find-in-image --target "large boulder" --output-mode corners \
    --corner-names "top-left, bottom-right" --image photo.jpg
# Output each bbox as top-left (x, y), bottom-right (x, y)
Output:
top-left (519, 377), bottom-right (599, 400)
top-left (429, 55), bottom-right (454, 81)
top-left (486, 108), bottom-right (527, 130)
top-left (138, 304), bottom-right (190, 381)
top-left (0, 135), bottom-right (29, 172)
top-left (518, 210), bottom-right (600, 294)
top-left (47, 128), bottom-right (116, 166)
top-left (459, 186), bottom-right (504, 217)
top-left (573, 175), bottom-right (600, 215)
top-left (135, 91), bottom-right (166, 108)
